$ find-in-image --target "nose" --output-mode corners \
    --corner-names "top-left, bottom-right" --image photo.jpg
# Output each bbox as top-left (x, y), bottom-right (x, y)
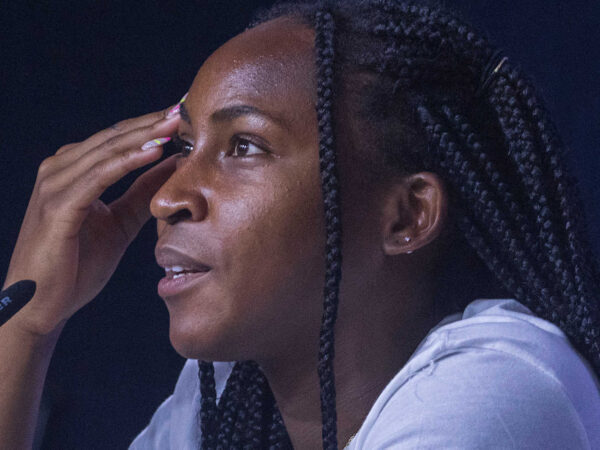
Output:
top-left (150, 164), bottom-right (209, 225)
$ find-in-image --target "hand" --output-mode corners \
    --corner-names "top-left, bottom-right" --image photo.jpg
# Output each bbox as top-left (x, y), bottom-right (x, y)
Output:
top-left (2, 106), bottom-right (181, 336)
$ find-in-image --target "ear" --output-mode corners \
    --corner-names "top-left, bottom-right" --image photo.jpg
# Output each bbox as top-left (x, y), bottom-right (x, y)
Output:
top-left (381, 172), bottom-right (448, 256)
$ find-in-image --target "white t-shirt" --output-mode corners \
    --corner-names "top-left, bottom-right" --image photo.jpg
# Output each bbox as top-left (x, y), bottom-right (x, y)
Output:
top-left (129, 299), bottom-right (600, 449)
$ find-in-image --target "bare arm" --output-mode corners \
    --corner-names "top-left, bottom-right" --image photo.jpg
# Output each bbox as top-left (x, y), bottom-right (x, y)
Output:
top-left (0, 320), bottom-right (64, 449)
top-left (0, 105), bottom-right (180, 448)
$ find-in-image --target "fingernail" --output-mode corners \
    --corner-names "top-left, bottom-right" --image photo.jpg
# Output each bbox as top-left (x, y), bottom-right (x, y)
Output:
top-left (165, 104), bottom-right (180, 119)
top-left (179, 92), bottom-right (188, 103)
top-left (141, 137), bottom-right (171, 151)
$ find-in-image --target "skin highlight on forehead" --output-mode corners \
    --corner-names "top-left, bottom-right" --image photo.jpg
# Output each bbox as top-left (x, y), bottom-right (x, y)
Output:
top-left (179, 102), bottom-right (289, 132)
top-left (185, 18), bottom-right (317, 128)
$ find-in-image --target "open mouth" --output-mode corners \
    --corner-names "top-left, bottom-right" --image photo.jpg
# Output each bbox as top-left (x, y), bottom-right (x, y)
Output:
top-left (155, 246), bottom-right (213, 297)
top-left (164, 265), bottom-right (211, 280)
top-left (158, 267), bottom-right (212, 297)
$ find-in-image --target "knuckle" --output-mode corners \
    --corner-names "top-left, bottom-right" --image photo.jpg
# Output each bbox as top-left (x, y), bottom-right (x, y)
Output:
top-left (91, 154), bottom-right (129, 183)
top-left (160, 107), bottom-right (171, 119)
top-left (37, 157), bottom-right (55, 177)
top-left (103, 134), bottom-right (123, 149)
top-left (117, 150), bottom-right (136, 169)
top-left (109, 121), bottom-right (124, 132)
top-left (56, 143), bottom-right (78, 155)
top-left (149, 118), bottom-right (165, 132)
top-left (36, 174), bottom-right (59, 198)
top-left (109, 118), bottom-right (133, 132)
top-left (89, 159), bottom-right (110, 180)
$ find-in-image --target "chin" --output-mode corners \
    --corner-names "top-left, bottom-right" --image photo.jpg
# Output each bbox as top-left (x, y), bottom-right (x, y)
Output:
top-left (167, 314), bottom-right (241, 362)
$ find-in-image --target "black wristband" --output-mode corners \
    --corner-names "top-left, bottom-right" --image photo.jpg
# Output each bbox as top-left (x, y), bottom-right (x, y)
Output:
top-left (0, 280), bottom-right (37, 328)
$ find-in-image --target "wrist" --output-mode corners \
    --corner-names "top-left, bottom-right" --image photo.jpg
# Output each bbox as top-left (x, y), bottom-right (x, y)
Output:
top-left (3, 314), bottom-right (67, 345)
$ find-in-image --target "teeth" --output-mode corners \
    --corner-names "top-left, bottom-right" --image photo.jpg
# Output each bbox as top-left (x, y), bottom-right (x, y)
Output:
top-left (164, 265), bottom-right (206, 278)
top-left (165, 265), bottom-right (198, 274)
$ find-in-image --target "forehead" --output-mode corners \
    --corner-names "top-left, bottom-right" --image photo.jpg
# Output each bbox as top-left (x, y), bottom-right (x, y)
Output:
top-left (186, 17), bottom-right (317, 127)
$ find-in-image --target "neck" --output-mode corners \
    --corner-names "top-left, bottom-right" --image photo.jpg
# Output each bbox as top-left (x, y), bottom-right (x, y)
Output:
top-left (257, 287), bottom-right (444, 450)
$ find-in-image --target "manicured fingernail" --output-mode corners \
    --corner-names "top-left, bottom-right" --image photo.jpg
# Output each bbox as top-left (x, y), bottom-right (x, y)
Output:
top-left (165, 93), bottom-right (188, 119)
top-left (165, 103), bottom-right (180, 119)
top-left (141, 137), bottom-right (171, 151)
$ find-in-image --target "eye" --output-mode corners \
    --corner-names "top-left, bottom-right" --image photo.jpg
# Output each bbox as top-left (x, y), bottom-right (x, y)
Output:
top-left (230, 137), bottom-right (267, 158)
top-left (171, 135), bottom-right (194, 157)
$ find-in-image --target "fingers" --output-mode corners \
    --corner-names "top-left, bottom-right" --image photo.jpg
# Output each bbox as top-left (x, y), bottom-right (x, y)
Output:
top-left (31, 100), bottom-right (184, 237)
top-left (55, 142), bottom-right (80, 155)
top-left (52, 107), bottom-right (179, 175)
top-left (74, 116), bottom-right (177, 175)
top-left (41, 111), bottom-right (179, 192)
top-left (55, 106), bottom-right (176, 158)
top-left (35, 125), bottom-right (178, 237)
top-left (108, 155), bottom-right (178, 244)
top-left (64, 130), bottom-right (176, 223)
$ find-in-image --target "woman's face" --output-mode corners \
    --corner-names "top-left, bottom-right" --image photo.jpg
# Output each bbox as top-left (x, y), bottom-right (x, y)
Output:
top-left (150, 18), bottom-right (328, 362)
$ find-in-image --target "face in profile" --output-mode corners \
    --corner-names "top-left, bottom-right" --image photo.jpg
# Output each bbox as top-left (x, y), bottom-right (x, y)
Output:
top-left (150, 18), bottom-right (330, 362)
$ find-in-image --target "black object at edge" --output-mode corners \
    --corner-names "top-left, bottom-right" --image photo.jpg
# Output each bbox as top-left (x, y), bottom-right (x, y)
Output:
top-left (0, 280), bottom-right (37, 328)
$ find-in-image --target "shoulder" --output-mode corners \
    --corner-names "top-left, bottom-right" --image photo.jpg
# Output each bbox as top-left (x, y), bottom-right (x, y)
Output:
top-left (129, 360), bottom-right (234, 450)
top-left (351, 299), bottom-right (600, 450)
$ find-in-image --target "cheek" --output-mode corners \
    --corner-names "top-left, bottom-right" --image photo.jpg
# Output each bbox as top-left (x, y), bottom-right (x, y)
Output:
top-left (212, 173), bottom-right (327, 354)
top-left (225, 179), bottom-right (325, 297)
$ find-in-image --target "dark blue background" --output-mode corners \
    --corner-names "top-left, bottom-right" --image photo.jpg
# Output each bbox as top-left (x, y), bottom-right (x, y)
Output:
top-left (1, 1), bottom-right (598, 448)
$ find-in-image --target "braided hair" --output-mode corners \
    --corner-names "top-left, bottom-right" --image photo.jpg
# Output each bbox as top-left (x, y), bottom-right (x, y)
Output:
top-left (196, 1), bottom-right (600, 448)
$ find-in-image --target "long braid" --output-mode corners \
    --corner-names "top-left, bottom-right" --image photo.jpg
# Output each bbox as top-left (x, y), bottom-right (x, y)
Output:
top-left (314, 7), bottom-right (343, 450)
top-left (524, 80), bottom-right (600, 288)
top-left (192, 1), bottom-right (600, 448)
top-left (488, 68), bottom-right (580, 312)
top-left (513, 71), bottom-right (600, 334)
top-left (487, 65), bottom-right (600, 351)
top-left (268, 397), bottom-right (293, 449)
top-left (216, 362), bottom-right (245, 447)
top-left (416, 104), bottom-right (537, 306)
top-left (439, 104), bottom-right (559, 306)
top-left (240, 361), bottom-right (272, 447)
top-left (380, 3), bottom-right (600, 370)
top-left (198, 360), bottom-right (289, 449)
top-left (198, 361), bottom-right (218, 449)
top-left (274, 0), bottom-right (600, 441)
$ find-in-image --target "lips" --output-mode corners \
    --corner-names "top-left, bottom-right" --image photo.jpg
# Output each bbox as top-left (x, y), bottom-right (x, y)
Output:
top-left (155, 246), bottom-right (211, 273)
top-left (155, 246), bottom-right (212, 297)
top-left (164, 267), bottom-right (208, 280)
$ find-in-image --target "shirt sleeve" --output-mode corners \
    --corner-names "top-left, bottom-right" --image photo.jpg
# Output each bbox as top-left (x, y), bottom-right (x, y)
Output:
top-left (357, 348), bottom-right (592, 450)
top-left (129, 359), bottom-right (234, 450)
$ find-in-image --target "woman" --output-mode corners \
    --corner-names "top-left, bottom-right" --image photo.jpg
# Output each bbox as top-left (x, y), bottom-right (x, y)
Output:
top-left (1, 0), bottom-right (599, 448)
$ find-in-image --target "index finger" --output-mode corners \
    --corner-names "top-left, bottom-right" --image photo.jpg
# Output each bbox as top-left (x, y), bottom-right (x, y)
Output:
top-left (56, 99), bottom-right (184, 157)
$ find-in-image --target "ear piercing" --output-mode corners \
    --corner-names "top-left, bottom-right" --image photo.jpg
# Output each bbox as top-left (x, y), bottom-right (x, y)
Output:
top-left (404, 236), bottom-right (413, 254)
top-left (394, 236), bottom-right (413, 254)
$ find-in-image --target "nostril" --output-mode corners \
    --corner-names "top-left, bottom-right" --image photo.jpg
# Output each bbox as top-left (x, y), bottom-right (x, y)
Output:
top-left (166, 209), bottom-right (192, 225)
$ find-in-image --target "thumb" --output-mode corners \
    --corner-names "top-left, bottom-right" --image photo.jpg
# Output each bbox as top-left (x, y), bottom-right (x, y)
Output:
top-left (109, 155), bottom-right (178, 243)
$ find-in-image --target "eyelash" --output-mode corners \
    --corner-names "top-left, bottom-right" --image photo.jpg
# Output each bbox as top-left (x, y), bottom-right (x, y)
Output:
top-left (171, 135), bottom-right (267, 158)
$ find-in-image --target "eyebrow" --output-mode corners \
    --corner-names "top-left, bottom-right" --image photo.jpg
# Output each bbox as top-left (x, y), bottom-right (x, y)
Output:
top-left (179, 102), bottom-right (287, 129)
top-left (180, 102), bottom-right (192, 124)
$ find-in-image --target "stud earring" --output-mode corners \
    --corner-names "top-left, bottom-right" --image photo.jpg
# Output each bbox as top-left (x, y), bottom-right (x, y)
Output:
top-left (404, 236), bottom-right (413, 254)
